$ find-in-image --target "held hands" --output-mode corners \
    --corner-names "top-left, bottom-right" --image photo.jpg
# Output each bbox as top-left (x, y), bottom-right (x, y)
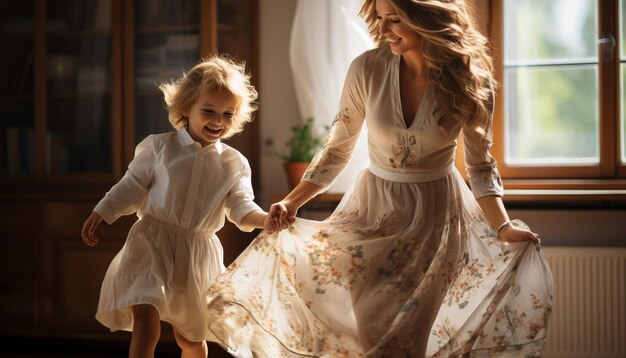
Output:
top-left (81, 211), bottom-right (103, 246)
top-left (265, 201), bottom-right (297, 234)
top-left (263, 213), bottom-right (282, 234)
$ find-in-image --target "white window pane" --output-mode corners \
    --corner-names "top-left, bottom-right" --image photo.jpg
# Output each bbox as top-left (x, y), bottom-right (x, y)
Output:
top-left (505, 66), bottom-right (599, 165)
top-left (504, 0), bottom-right (597, 63)
top-left (504, 0), bottom-right (599, 166)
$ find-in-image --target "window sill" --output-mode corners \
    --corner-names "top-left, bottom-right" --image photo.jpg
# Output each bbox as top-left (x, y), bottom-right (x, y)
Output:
top-left (274, 180), bottom-right (626, 209)
top-left (503, 189), bottom-right (626, 206)
top-left (501, 179), bottom-right (626, 207)
top-left (311, 189), bottom-right (626, 209)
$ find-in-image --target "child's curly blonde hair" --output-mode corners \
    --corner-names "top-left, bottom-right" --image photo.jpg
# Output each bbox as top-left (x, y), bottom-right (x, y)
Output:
top-left (159, 54), bottom-right (258, 139)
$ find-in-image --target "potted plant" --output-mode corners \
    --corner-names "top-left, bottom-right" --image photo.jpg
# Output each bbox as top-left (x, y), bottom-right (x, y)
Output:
top-left (281, 117), bottom-right (327, 189)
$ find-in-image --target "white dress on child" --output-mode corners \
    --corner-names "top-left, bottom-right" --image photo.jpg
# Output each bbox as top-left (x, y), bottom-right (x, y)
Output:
top-left (204, 46), bottom-right (553, 357)
top-left (93, 128), bottom-right (261, 342)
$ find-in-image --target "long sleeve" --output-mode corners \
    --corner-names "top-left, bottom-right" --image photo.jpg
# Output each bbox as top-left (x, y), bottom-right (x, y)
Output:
top-left (94, 135), bottom-right (156, 224)
top-left (224, 156), bottom-right (262, 232)
top-left (302, 54), bottom-right (367, 190)
top-left (462, 92), bottom-right (504, 199)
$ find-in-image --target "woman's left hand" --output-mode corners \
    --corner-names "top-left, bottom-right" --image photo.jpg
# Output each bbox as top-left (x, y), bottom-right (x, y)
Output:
top-left (500, 225), bottom-right (541, 244)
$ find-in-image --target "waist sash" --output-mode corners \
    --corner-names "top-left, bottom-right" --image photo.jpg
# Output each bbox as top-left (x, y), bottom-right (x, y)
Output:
top-left (368, 163), bottom-right (454, 183)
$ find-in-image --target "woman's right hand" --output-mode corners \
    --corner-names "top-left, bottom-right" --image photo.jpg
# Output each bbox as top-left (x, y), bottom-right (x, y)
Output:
top-left (268, 200), bottom-right (297, 231)
top-left (268, 180), bottom-right (323, 232)
top-left (81, 212), bottom-right (103, 246)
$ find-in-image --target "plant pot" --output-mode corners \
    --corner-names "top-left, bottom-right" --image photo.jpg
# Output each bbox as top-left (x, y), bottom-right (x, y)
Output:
top-left (283, 162), bottom-right (310, 190)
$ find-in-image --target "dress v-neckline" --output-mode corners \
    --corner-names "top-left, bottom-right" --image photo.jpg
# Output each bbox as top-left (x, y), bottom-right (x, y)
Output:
top-left (394, 55), bottom-right (430, 130)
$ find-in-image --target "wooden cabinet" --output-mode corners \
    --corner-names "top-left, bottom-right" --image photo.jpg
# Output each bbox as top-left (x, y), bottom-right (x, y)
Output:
top-left (39, 201), bottom-right (127, 332)
top-left (0, 201), bottom-right (38, 333)
top-left (0, 0), bottom-right (259, 352)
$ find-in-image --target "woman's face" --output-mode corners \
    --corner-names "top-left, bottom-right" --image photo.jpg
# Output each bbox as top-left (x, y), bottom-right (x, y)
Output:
top-left (375, 0), bottom-right (421, 56)
top-left (185, 89), bottom-right (238, 146)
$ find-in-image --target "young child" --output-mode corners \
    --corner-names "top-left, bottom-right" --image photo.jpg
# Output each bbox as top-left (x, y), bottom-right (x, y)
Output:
top-left (81, 55), bottom-right (276, 358)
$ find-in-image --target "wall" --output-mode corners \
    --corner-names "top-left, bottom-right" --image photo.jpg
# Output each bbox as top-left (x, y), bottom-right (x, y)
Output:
top-left (509, 209), bottom-right (625, 247)
top-left (258, 0), bottom-right (300, 207)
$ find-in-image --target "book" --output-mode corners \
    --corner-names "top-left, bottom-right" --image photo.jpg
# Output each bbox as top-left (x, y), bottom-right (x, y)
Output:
top-left (6, 127), bottom-right (20, 173)
top-left (6, 127), bottom-right (34, 174)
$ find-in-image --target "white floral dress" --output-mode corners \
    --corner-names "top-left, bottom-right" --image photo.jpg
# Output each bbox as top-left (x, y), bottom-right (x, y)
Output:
top-left (205, 47), bottom-right (553, 357)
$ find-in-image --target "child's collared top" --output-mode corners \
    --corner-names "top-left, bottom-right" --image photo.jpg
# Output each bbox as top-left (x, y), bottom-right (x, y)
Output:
top-left (95, 127), bottom-right (261, 233)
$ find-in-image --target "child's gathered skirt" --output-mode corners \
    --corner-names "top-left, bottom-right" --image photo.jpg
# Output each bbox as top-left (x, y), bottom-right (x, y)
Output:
top-left (96, 216), bottom-right (225, 342)
top-left (205, 169), bottom-right (553, 357)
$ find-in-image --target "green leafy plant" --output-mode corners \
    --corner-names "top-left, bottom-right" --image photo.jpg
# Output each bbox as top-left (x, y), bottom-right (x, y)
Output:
top-left (282, 117), bottom-right (328, 162)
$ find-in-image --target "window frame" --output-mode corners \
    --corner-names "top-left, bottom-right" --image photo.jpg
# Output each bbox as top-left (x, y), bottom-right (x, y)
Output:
top-left (471, 0), bottom-right (626, 201)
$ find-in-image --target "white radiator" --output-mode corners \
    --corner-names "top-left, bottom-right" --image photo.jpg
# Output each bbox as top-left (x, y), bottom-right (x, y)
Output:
top-left (542, 247), bottom-right (626, 358)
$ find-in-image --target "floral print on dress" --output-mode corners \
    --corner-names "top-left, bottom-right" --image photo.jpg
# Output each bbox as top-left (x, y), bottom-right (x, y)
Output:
top-left (303, 214), bottom-right (401, 295)
top-left (303, 107), bottom-right (357, 186)
top-left (390, 132), bottom-right (418, 168)
top-left (443, 252), bottom-right (494, 309)
top-left (306, 229), bottom-right (354, 294)
top-left (428, 217), bottom-right (552, 358)
top-left (330, 107), bottom-right (355, 128)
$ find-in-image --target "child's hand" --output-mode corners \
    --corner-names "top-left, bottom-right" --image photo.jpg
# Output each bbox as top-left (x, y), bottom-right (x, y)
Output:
top-left (264, 215), bottom-right (281, 234)
top-left (268, 201), bottom-right (296, 232)
top-left (264, 212), bottom-right (294, 234)
top-left (82, 212), bottom-right (103, 246)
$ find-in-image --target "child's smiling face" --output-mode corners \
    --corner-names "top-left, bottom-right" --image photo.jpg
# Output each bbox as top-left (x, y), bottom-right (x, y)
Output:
top-left (185, 89), bottom-right (239, 146)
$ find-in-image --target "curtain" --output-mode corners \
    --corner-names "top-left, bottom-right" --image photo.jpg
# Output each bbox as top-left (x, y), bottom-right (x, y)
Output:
top-left (289, 0), bottom-right (374, 193)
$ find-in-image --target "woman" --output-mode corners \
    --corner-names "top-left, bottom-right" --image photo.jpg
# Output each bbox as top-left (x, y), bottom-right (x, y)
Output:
top-left (205, 0), bottom-right (553, 357)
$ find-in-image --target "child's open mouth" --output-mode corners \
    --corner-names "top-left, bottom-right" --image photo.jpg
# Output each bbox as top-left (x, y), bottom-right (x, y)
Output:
top-left (204, 126), bottom-right (223, 136)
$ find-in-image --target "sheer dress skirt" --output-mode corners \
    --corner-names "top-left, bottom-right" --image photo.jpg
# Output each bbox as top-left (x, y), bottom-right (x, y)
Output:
top-left (205, 167), bottom-right (553, 357)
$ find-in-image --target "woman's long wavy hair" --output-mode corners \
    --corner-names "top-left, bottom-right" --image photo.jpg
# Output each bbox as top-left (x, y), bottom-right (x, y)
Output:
top-left (159, 54), bottom-right (258, 139)
top-left (360, 0), bottom-right (495, 132)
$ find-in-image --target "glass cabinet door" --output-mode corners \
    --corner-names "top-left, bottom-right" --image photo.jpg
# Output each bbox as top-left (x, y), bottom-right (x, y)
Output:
top-left (217, 0), bottom-right (252, 60)
top-left (133, 0), bottom-right (200, 144)
top-left (1, 2), bottom-right (35, 174)
top-left (46, 0), bottom-right (113, 173)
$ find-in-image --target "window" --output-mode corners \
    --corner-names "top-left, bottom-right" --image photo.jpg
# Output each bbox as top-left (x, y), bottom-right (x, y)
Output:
top-left (487, 0), bottom-right (626, 191)
top-left (504, 0), bottom-right (598, 166)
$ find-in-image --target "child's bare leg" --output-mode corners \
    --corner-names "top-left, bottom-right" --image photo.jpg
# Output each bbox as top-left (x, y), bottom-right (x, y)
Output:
top-left (130, 304), bottom-right (161, 358)
top-left (174, 328), bottom-right (208, 358)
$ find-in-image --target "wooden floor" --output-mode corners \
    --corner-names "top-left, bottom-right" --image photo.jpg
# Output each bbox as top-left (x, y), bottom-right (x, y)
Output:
top-left (0, 336), bottom-right (232, 358)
